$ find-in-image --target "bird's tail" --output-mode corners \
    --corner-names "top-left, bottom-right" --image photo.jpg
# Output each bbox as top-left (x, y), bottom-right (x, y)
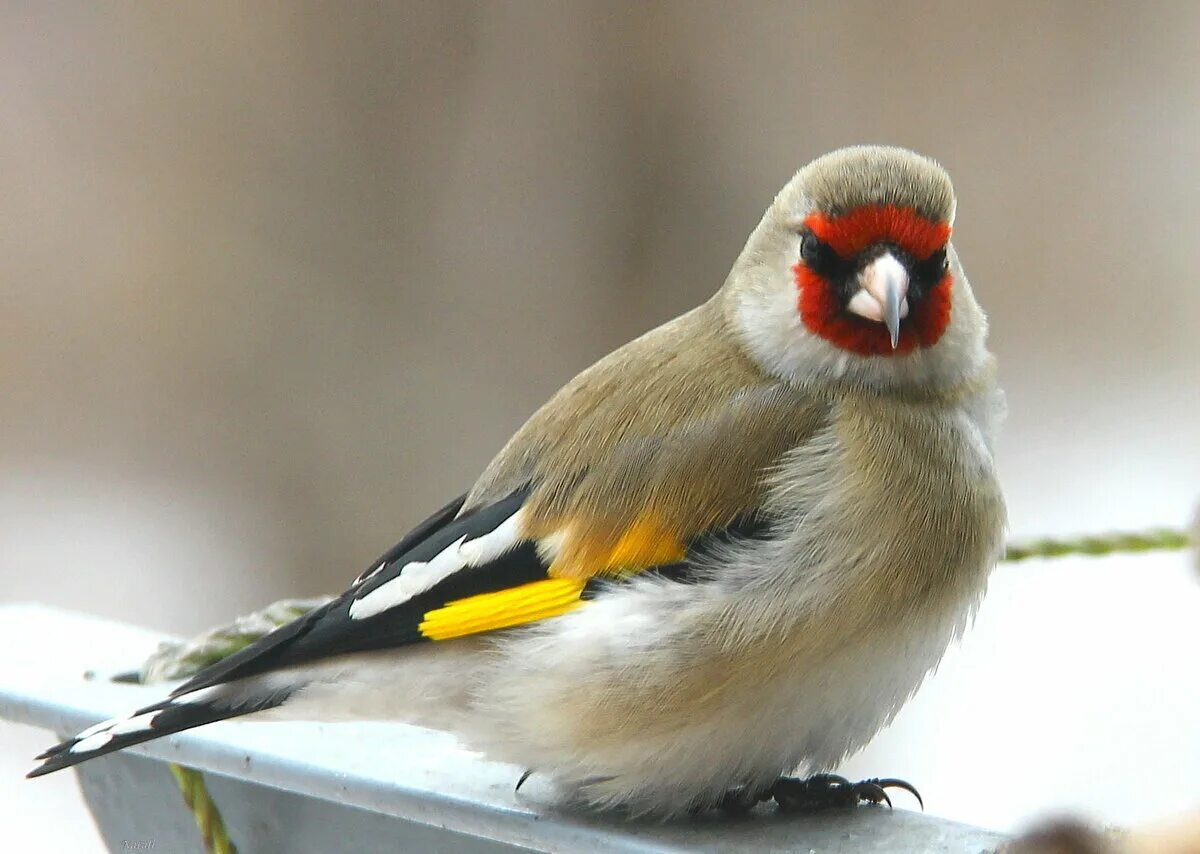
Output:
top-left (27, 677), bottom-right (293, 778)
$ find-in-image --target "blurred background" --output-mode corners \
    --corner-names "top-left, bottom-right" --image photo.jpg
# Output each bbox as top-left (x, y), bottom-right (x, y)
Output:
top-left (2, 2), bottom-right (1198, 849)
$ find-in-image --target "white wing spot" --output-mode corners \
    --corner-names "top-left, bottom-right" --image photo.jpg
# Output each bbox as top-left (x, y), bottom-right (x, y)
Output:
top-left (173, 686), bottom-right (222, 705)
top-left (70, 730), bottom-right (115, 754)
top-left (68, 709), bottom-right (162, 752)
top-left (349, 536), bottom-right (467, 620)
top-left (109, 712), bottom-right (159, 736)
top-left (349, 511), bottom-right (525, 621)
top-left (458, 513), bottom-right (523, 565)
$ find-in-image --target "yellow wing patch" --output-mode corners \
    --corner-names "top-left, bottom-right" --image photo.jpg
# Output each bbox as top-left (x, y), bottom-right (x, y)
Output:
top-left (606, 517), bottom-right (688, 572)
top-left (418, 578), bottom-right (587, 641)
top-left (546, 515), bottom-right (687, 579)
top-left (417, 515), bottom-right (687, 641)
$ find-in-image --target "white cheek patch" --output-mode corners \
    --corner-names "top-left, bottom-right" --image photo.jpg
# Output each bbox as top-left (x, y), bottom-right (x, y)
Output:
top-left (349, 512), bottom-right (525, 621)
top-left (736, 280), bottom-right (836, 382)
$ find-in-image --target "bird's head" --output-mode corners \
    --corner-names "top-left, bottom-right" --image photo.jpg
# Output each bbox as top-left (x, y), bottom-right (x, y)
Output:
top-left (726, 146), bottom-right (989, 392)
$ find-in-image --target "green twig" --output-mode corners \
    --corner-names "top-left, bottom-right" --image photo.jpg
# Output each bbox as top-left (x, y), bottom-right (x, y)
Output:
top-left (1002, 528), bottom-right (1191, 563)
top-left (169, 763), bottom-right (237, 854)
top-left (144, 599), bottom-right (330, 854)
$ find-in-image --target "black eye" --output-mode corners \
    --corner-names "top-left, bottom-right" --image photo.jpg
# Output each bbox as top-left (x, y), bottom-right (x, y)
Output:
top-left (800, 232), bottom-right (821, 263)
top-left (911, 247), bottom-right (949, 287)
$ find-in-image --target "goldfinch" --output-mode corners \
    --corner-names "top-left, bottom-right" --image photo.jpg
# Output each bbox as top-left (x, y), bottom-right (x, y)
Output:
top-left (30, 145), bottom-right (1006, 817)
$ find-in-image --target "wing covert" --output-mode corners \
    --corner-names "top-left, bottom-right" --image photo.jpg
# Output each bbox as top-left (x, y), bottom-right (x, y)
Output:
top-left (168, 383), bottom-right (824, 696)
top-left (170, 489), bottom-right (541, 694)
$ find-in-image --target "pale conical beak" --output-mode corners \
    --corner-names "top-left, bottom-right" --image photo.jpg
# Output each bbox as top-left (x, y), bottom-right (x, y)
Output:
top-left (882, 275), bottom-right (902, 349)
top-left (846, 252), bottom-right (910, 349)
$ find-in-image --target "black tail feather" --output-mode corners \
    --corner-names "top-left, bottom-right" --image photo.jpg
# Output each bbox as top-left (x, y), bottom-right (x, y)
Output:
top-left (28, 686), bottom-right (290, 778)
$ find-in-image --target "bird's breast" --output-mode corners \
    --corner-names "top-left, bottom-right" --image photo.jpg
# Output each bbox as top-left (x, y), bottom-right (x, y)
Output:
top-left (764, 390), bottom-right (1006, 625)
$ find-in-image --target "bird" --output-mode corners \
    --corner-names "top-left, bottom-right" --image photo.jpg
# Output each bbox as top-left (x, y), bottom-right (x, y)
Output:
top-left (30, 145), bottom-right (1006, 818)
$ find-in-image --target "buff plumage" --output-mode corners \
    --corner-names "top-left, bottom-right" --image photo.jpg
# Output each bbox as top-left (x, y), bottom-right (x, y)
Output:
top-left (31, 145), bottom-right (1005, 817)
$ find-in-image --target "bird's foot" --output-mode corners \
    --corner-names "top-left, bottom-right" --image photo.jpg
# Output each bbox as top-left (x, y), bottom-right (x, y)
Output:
top-left (769, 774), bottom-right (923, 812)
top-left (719, 773), bottom-right (923, 814)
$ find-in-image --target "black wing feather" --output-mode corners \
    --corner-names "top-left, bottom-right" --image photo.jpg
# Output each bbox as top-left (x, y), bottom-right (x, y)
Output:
top-left (29, 499), bottom-right (777, 780)
top-left (169, 489), bottom-right (538, 696)
top-left (170, 496), bottom-right (773, 698)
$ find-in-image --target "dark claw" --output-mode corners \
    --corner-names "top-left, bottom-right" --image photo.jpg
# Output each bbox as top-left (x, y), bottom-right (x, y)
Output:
top-left (863, 777), bottom-right (924, 811)
top-left (514, 769), bottom-right (533, 793)
top-left (854, 781), bottom-right (892, 808)
top-left (715, 772), bottom-right (923, 816)
top-left (758, 773), bottom-right (923, 813)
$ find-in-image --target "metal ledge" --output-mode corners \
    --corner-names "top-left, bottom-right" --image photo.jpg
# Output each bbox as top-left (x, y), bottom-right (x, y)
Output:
top-left (0, 604), bottom-right (1008, 852)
